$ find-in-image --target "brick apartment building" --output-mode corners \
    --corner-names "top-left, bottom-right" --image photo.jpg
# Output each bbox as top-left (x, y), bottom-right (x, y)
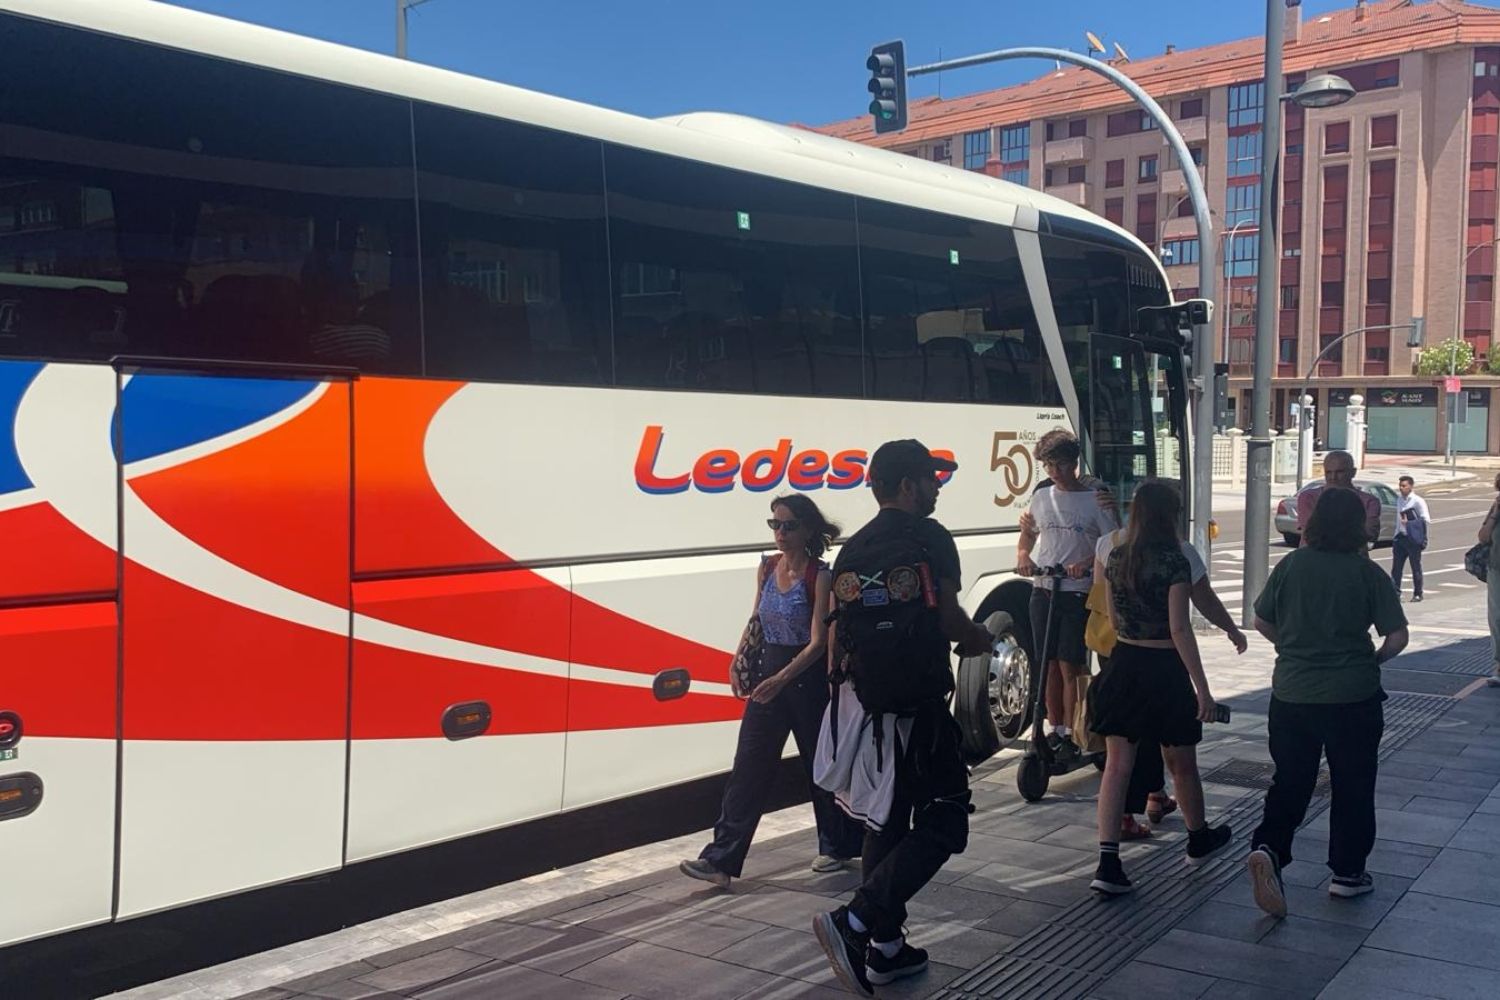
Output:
top-left (816, 0), bottom-right (1500, 455)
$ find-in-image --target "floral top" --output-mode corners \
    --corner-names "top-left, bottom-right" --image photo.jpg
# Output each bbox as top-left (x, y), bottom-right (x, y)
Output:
top-left (1106, 543), bottom-right (1191, 641)
top-left (758, 559), bottom-right (827, 646)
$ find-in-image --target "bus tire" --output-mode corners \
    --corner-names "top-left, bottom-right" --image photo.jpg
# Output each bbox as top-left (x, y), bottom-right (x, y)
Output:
top-left (956, 584), bottom-right (1034, 764)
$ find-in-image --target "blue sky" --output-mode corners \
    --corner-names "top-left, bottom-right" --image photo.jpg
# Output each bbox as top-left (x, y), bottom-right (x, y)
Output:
top-left (161, 0), bottom-right (1452, 125)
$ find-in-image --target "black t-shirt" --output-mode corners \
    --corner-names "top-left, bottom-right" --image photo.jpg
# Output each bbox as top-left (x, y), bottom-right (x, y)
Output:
top-left (838, 507), bottom-right (962, 588)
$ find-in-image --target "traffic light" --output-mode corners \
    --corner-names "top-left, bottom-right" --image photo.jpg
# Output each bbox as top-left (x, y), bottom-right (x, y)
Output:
top-left (1407, 315), bottom-right (1425, 347)
top-left (867, 40), bottom-right (907, 134)
top-left (1212, 363), bottom-right (1230, 431)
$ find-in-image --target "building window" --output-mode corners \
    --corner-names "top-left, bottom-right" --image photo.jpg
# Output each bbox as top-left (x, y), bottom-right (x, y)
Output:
top-left (1325, 122), bottom-right (1351, 154)
top-left (1161, 238), bottom-right (1199, 265)
top-left (1283, 247), bottom-right (1302, 258)
top-left (1141, 112), bottom-right (1158, 132)
top-left (1226, 184), bottom-right (1261, 227)
top-left (1370, 116), bottom-right (1398, 149)
top-left (1107, 110), bottom-right (1146, 137)
top-left (1105, 159), bottom-right (1124, 188)
top-left (1139, 155), bottom-right (1158, 181)
top-left (1366, 344), bottom-right (1389, 362)
top-left (1228, 81), bottom-right (1265, 128)
top-left (1279, 339), bottom-right (1297, 363)
top-left (1069, 118), bottom-right (1087, 138)
top-left (1067, 164), bottom-right (1087, 184)
top-left (1337, 58), bottom-right (1401, 91)
top-left (1000, 125), bottom-right (1029, 164)
top-left (1280, 285), bottom-right (1299, 309)
top-left (1178, 97), bottom-right (1204, 119)
top-left (1226, 233), bottom-right (1259, 277)
top-left (930, 140), bottom-right (951, 163)
top-left (1228, 132), bottom-right (1262, 177)
top-left (1135, 194), bottom-right (1156, 244)
top-left (1171, 145), bottom-right (1205, 169)
top-left (963, 129), bottom-right (990, 170)
top-left (1104, 197), bottom-right (1124, 225)
top-left (1002, 165), bottom-right (1029, 187)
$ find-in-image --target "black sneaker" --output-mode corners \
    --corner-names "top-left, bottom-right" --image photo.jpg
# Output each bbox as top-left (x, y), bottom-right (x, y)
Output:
top-left (678, 858), bottom-right (729, 888)
top-left (812, 907), bottom-right (874, 997)
top-left (866, 941), bottom-right (928, 986)
top-left (1329, 871), bottom-right (1374, 898)
top-left (1410, 594), bottom-right (1424, 603)
top-left (1186, 823), bottom-right (1232, 866)
top-left (1089, 857), bottom-right (1134, 896)
top-left (1247, 847), bottom-right (1287, 918)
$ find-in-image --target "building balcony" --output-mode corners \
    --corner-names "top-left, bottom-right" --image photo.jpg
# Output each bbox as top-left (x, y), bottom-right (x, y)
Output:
top-left (1159, 215), bottom-right (1198, 241)
top-left (1160, 166), bottom-right (1206, 197)
top-left (1043, 181), bottom-right (1091, 205)
top-left (1043, 136), bottom-right (1094, 165)
top-left (1166, 116), bottom-right (1207, 146)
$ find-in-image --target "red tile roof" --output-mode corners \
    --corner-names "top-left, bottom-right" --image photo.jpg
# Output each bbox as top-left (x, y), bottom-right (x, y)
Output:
top-left (807, 0), bottom-right (1500, 146)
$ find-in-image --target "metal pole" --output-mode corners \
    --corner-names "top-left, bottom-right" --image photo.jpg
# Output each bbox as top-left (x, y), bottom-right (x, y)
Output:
top-left (910, 46), bottom-right (1215, 561)
top-left (396, 0), bottom-right (406, 59)
top-left (1242, 0), bottom-right (1283, 625)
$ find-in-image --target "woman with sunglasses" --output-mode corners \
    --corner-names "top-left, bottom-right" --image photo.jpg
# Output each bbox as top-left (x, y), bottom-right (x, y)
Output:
top-left (681, 495), bottom-right (863, 887)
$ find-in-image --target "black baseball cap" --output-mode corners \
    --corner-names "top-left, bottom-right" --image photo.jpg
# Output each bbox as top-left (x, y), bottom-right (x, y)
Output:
top-left (868, 439), bottom-right (958, 487)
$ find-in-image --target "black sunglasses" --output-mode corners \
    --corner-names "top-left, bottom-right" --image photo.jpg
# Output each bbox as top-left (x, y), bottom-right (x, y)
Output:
top-left (767, 518), bottom-right (802, 532)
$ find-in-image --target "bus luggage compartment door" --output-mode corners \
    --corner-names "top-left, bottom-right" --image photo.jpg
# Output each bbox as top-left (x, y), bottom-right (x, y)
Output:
top-left (115, 372), bottom-right (352, 918)
top-left (0, 361), bottom-right (118, 946)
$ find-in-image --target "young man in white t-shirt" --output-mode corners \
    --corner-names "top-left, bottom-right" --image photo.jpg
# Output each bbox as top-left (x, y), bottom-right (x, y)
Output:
top-left (1016, 431), bottom-right (1119, 760)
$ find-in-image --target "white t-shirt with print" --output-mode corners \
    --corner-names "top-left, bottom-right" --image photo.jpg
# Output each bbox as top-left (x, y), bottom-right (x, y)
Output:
top-left (1029, 484), bottom-right (1120, 593)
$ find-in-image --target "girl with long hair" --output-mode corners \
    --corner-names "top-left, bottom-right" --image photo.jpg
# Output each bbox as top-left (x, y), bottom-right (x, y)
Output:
top-left (680, 494), bottom-right (863, 887)
top-left (1088, 481), bottom-right (1231, 895)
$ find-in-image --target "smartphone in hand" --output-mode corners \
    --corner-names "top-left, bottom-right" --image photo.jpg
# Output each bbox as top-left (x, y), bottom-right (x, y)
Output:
top-left (1212, 704), bottom-right (1232, 724)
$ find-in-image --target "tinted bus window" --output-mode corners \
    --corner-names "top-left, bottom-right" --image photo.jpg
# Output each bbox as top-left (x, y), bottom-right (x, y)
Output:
top-left (415, 105), bottom-right (611, 385)
top-left (0, 16), bottom-right (420, 371)
top-left (857, 201), bottom-right (1055, 405)
top-left (604, 145), bottom-right (863, 397)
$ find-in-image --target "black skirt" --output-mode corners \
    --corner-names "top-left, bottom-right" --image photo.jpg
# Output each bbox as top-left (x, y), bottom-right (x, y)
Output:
top-left (1087, 642), bottom-right (1202, 747)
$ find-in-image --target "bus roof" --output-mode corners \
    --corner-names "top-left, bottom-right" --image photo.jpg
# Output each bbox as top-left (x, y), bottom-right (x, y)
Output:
top-left (3, 0), bottom-right (1153, 259)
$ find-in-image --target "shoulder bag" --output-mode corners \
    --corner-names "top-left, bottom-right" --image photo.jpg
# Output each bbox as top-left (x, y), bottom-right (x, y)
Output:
top-left (1083, 531), bottom-right (1119, 658)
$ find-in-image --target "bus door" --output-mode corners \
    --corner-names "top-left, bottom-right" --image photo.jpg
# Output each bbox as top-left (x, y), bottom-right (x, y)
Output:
top-left (0, 362), bottom-right (118, 946)
top-left (114, 366), bottom-right (352, 918)
top-left (1088, 334), bottom-right (1158, 506)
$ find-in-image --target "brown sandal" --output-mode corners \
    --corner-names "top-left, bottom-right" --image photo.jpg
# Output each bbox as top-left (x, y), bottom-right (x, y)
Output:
top-left (1120, 814), bottom-right (1153, 840)
top-left (1146, 792), bottom-right (1178, 825)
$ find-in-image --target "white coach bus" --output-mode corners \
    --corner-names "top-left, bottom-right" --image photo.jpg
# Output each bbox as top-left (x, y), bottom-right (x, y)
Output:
top-left (0, 0), bottom-right (1193, 947)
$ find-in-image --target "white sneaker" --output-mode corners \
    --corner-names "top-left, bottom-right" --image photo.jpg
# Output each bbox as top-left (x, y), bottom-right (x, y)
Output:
top-left (1488, 664), bottom-right (1500, 688)
top-left (811, 854), bottom-right (847, 873)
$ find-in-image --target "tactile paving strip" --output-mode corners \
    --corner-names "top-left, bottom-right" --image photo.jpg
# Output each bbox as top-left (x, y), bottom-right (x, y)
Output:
top-left (1395, 637), bottom-right (1493, 676)
top-left (932, 686), bottom-right (1458, 999)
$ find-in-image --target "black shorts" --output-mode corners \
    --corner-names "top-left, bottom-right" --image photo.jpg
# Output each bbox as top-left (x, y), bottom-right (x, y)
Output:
top-left (1087, 642), bottom-right (1202, 747)
top-left (1029, 588), bottom-right (1089, 667)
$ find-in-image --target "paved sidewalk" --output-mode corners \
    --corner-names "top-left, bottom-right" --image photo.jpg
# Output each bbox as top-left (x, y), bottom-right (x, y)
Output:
top-left (115, 632), bottom-right (1500, 1000)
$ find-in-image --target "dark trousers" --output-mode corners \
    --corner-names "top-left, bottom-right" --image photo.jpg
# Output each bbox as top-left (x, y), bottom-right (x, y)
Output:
top-left (1125, 740), bottom-right (1165, 814)
top-left (1391, 534), bottom-right (1424, 597)
top-left (1251, 694), bottom-right (1384, 877)
top-left (849, 705), bottom-right (971, 941)
top-left (700, 647), bottom-right (862, 877)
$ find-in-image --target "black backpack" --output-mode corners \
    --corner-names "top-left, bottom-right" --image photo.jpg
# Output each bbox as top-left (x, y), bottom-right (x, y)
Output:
top-left (830, 518), bottom-right (951, 715)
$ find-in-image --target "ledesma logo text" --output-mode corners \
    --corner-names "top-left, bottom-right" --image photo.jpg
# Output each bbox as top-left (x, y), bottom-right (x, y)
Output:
top-left (633, 426), bottom-right (956, 495)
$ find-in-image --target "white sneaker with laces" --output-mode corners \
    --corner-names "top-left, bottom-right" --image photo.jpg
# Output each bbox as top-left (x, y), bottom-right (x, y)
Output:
top-left (811, 854), bottom-right (846, 873)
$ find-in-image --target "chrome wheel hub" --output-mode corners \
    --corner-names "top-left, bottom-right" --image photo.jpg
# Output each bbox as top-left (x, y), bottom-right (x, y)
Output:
top-left (987, 635), bottom-right (1030, 731)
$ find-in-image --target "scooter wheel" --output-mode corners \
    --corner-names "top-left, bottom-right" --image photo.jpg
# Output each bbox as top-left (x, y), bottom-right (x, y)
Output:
top-left (1017, 755), bottom-right (1050, 802)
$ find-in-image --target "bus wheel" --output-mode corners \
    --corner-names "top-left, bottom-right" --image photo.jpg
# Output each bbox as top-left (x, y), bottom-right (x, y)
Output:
top-left (956, 590), bottom-right (1034, 764)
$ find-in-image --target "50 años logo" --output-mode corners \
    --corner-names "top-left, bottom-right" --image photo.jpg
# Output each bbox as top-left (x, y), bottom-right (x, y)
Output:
top-left (991, 431), bottom-right (1035, 507)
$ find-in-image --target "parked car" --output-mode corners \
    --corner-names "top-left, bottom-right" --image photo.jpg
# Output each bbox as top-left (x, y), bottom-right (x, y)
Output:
top-left (1275, 479), bottom-right (1399, 547)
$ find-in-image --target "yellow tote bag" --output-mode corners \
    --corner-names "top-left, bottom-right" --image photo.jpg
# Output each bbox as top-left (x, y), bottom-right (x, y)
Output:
top-left (1083, 531), bottom-right (1118, 657)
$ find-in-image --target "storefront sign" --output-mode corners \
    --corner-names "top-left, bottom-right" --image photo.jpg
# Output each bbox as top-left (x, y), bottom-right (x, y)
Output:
top-left (1371, 387), bottom-right (1436, 407)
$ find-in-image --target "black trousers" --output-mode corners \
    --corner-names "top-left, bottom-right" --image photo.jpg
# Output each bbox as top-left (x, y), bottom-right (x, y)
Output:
top-left (1251, 694), bottom-right (1384, 877)
top-left (849, 704), bottom-right (971, 941)
top-left (700, 645), bottom-right (862, 877)
top-left (1391, 534), bottom-right (1424, 597)
top-left (1125, 740), bottom-right (1165, 814)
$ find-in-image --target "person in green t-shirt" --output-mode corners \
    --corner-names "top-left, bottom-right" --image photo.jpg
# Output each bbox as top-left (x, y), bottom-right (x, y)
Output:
top-left (1245, 487), bottom-right (1408, 920)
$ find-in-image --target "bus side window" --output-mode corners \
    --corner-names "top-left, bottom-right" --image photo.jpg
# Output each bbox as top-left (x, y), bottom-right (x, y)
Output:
top-left (414, 105), bottom-right (612, 387)
top-left (604, 145), bottom-right (862, 398)
top-left (0, 17), bottom-right (421, 372)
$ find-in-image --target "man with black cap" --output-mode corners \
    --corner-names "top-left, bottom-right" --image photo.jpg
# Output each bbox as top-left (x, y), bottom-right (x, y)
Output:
top-left (812, 439), bottom-right (994, 997)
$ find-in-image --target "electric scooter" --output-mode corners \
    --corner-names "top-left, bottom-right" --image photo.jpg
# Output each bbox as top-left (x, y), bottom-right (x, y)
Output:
top-left (1016, 565), bottom-right (1106, 802)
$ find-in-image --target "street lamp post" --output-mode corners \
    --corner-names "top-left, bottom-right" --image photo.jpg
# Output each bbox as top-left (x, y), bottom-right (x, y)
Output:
top-left (1241, 0), bottom-right (1355, 624)
top-left (396, 0), bottom-right (439, 59)
top-left (1294, 319), bottom-right (1424, 488)
top-left (907, 46), bottom-right (1217, 561)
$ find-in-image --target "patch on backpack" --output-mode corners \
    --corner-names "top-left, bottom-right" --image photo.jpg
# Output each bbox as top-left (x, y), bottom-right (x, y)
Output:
top-left (861, 587), bottom-right (890, 606)
top-left (887, 566), bottom-right (921, 601)
top-left (834, 572), bottom-right (863, 602)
